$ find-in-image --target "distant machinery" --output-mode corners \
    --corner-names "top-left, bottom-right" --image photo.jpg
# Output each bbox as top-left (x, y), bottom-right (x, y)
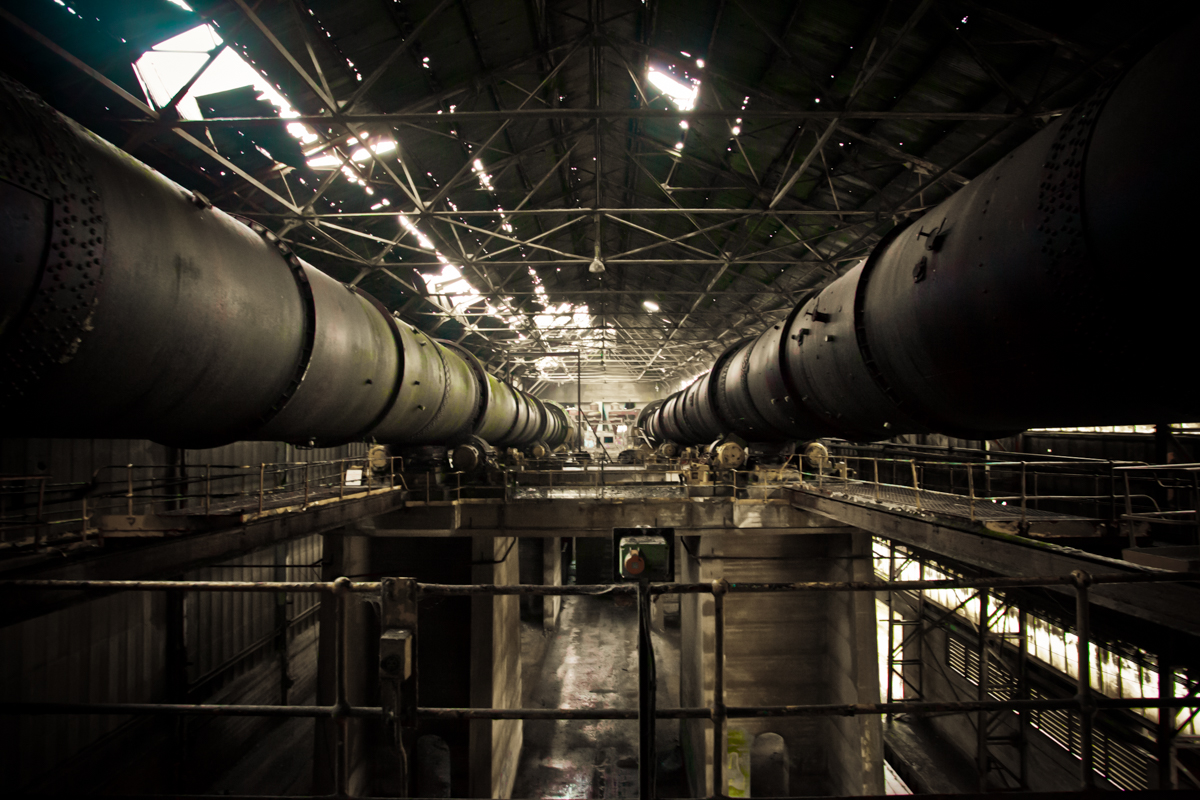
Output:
top-left (0, 75), bottom-right (577, 455)
top-left (641, 20), bottom-right (1200, 449)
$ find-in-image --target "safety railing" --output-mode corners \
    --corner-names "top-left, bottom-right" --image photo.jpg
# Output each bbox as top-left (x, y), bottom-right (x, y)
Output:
top-left (2, 568), bottom-right (1199, 798)
top-left (0, 456), bottom-right (404, 551)
top-left (397, 463), bottom-right (808, 504)
top-left (872, 536), bottom-right (1198, 791)
top-left (808, 443), bottom-right (1197, 535)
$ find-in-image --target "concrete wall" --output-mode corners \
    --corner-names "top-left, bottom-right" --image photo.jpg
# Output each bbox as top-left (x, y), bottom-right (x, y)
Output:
top-left (470, 535), bottom-right (522, 798)
top-left (680, 532), bottom-right (884, 797)
top-left (824, 535), bottom-right (885, 797)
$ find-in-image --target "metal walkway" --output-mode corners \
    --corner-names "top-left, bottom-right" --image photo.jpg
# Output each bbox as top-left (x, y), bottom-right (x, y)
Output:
top-left (800, 478), bottom-right (1096, 527)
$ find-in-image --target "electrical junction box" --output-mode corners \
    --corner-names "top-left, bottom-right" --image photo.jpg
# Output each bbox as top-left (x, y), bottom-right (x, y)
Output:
top-left (613, 527), bottom-right (675, 581)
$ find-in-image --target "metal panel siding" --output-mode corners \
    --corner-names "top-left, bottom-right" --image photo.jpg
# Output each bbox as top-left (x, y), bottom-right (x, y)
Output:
top-left (0, 591), bottom-right (166, 786)
top-left (182, 534), bottom-right (323, 692)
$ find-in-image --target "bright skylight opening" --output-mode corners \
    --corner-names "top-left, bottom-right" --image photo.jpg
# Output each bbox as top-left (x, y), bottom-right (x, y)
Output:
top-left (133, 24), bottom-right (297, 123)
top-left (306, 139), bottom-right (396, 170)
top-left (472, 159), bottom-right (514, 233)
top-left (398, 213), bottom-right (436, 250)
top-left (135, 22), bottom-right (391, 204)
top-left (647, 67), bottom-right (700, 111)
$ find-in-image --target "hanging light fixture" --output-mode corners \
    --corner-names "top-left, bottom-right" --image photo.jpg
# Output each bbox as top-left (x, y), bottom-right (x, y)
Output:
top-left (589, 240), bottom-right (605, 274)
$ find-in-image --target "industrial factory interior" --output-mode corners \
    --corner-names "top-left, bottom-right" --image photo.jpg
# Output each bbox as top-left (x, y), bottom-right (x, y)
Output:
top-left (3, 0), bottom-right (1200, 796)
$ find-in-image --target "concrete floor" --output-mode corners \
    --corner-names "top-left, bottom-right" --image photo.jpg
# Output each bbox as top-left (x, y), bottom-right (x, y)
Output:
top-left (514, 594), bottom-right (689, 799)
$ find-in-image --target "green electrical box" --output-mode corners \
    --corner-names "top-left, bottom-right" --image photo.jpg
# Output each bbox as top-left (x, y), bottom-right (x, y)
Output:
top-left (613, 527), bottom-right (675, 581)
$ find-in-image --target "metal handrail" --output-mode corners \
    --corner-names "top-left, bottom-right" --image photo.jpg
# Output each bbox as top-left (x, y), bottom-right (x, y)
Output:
top-left (2, 568), bottom-right (1199, 798)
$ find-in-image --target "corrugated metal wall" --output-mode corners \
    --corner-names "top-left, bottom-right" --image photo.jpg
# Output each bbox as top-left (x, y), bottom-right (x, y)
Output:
top-left (184, 534), bottom-right (323, 695)
top-left (1, 532), bottom-right (326, 792)
top-left (0, 435), bottom-right (361, 792)
top-left (0, 590), bottom-right (167, 786)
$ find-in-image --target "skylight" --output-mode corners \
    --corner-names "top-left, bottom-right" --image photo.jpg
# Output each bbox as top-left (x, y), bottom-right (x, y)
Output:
top-left (305, 138), bottom-right (397, 170)
top-left (647, 67), bottom-right (700, 111)
top-left (133, 24), bottom-right (294, 123)
top-left (134, 21), bottom-right (397, 206)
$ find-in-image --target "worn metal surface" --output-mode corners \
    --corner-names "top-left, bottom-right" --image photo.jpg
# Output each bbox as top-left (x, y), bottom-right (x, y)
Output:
top-left (0, 79), bottom-right (555, 451)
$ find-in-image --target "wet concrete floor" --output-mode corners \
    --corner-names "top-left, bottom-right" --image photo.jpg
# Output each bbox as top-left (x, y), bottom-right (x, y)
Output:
top-left (514, 594), bottom-right (689, 799)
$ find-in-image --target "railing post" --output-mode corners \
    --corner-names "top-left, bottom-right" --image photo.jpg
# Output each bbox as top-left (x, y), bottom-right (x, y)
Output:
top-left (1123, 472), bottom-right (1135, 546)
top-left (637, 579), bottom-right (657, 800)
top-left (35, 476), bottom-right (45, 523)
top-left (910, 460), bottom-right (922, 510)
top-left (1107, 461), bottom-right (1117, 529)
top-left (205, 464), bottom-right (211, 517)
top-left (1017, 609), bottom-right (1030, 790)
top-left (1020, 462), bottom-right (1027, 529)
top-left (304, 462), bottom-right (310, 507)
top-left (126, 464), bottom-right (134, 515)
top-left (1073, 570), bottom-right (1095, 790)
top-left (380, 577), bottom-right (418, 795)
top-left (968, 464), bottom-right (976, 522)
top-left (258, 463), bottom-right (265, 515)
top-left (874, 458), bottom-right (880, 501)
top-left (80, 495), bottom-right (88, 543)
top-left (886, 544), bottom-right (897, 722)
top-left (332, 576), bottom-right (352, 799)
top-left (1157, 655), bottom-right (1178, 789)
top-left (712, 579), bottom-right (728, 799)
top-left (976, 589), bottom-right (990, 790)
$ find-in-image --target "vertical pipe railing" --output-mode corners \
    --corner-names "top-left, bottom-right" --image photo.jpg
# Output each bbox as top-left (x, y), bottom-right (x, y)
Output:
top-left (35, 476), bottom-right (45, 523)
top-left (205, 464), bottom-right (211, 517)
top-left (1073, 570), bottom-right (1095, 789)
top-left (1020, 462), bottom-right (1027, 528)
top-left (910, 460), bottom-right (922, 510)
top-left (886, 544), bottom-right (897, 723)
top-left (1157, 656), bottom-right (1178, 789)
top-left (333, 576), bottom-right (350, 798)
top-left (1017, 608), bottom-right (1030, 790)
top-left (258, 463), bottom-right (266, 515)
top-left (637, 579), bottom-right (656, 800)
top-left (968, 463), bottom-right (976, 522)
top-left (712, 579), bottom-right (727, 800)
top-left (976, 589), bottom-right (990, 790)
